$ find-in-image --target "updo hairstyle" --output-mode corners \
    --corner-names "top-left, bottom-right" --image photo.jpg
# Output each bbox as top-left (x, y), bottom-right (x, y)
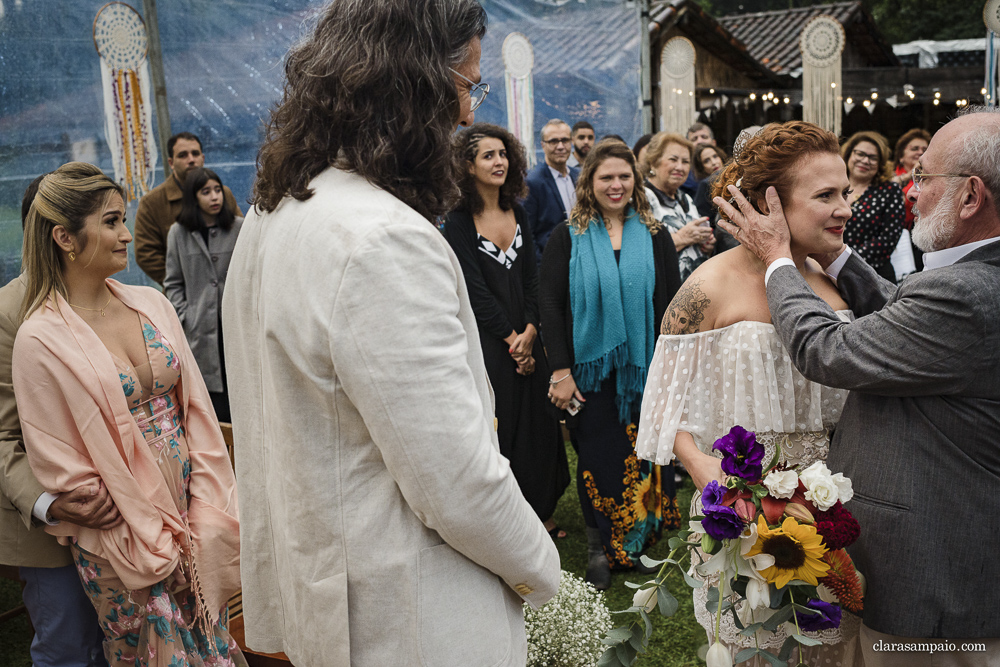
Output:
top-left (711, 121), bottom-right (839, 218)
top-left (21, 162), bottom-right (124, 320)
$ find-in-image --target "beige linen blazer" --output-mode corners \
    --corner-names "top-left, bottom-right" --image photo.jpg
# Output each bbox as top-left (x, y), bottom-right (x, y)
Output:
top-left (222, 168), bottom-right (561, 667)
top-left (0, 275), bottom-right (71, 568)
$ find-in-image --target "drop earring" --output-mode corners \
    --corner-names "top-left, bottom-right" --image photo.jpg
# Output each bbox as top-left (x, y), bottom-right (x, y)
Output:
top-left (68, 250), bottom-right (76, 262)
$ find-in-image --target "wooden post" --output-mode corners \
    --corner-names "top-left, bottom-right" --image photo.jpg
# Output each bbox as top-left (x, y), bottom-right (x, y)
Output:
top-left (142, 0), bottom-right (171, 181)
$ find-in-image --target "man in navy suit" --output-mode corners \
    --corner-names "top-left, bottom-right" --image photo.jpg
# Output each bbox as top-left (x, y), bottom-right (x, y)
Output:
top-left (525, 119), bottom-right (580, 264)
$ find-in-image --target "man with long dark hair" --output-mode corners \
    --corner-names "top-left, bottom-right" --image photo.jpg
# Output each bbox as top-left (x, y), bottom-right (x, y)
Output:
top-left (222, 2), bottom-right (560, 665)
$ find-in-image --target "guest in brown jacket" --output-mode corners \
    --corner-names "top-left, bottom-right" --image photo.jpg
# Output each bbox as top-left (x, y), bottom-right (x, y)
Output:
top-left (133, 132), bottom-right (241, 285)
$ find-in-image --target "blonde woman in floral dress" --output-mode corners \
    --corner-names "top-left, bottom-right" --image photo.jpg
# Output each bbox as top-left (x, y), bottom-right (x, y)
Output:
top-left (636, 122), bottom-right (862, 666)
top-left (13, 163), bottom-right (244, 667)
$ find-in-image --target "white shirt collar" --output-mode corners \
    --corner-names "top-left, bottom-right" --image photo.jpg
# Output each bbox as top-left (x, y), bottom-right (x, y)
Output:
top-left (922, 236), bottom-right (1000, 271)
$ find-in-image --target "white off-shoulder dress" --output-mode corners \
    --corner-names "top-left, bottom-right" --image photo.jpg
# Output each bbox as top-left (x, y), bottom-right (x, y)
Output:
top-left (635, 314), bottom-right (861, 667)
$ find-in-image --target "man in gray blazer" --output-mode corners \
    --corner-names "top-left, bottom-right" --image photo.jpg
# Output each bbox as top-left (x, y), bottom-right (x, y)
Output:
top-left (716, 109), bottom-right (1000, 665)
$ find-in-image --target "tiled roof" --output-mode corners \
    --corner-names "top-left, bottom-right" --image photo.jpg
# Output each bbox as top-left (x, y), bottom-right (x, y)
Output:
top-left (717, 1), bottom-right (896, 75)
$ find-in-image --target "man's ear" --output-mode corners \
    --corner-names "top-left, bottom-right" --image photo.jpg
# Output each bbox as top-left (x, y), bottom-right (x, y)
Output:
top-left (959, 176), bottom-right (989, 220)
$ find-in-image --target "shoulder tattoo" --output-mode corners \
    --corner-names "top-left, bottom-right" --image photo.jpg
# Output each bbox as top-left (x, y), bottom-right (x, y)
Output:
top-left (661, 279), bottom-right (711, 335)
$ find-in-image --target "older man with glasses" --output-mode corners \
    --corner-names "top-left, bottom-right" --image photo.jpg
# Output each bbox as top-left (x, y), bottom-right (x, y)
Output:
top-left (524, 119), bottom-right (580, 265)
top-left (716, 108), bottom-right (1000, 667)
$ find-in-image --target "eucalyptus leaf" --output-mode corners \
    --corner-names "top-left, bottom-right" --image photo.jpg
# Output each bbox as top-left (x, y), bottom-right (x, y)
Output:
top-left (738, 621), bottom-right (765, 637)
top-left (769, 585), bottom-right (787, 609)
top-left (761, 605), bottom-right (795, 631)
top-left (598, 648), bottom-right (624, 667)
top-left (615, 640), bottom-right (637, 666)
top-left (792, 633), bottom-right (823, 647)
top-left (640, 554), bottom-right (666, 568)
top-left (759, 648), bottom-right (788, 667)
top-left (604, 627), bottom-right (633, 642)
top-left (683, 570), bottom-right (705, 588)
top-left (778, 635), bottom-right (800, 661)
top-left (668, 536), bottom-right (687, 550)
top-left (735, 648), bottom-right (761, 662)
top-left (657, 587), bottom-right (679, 617)
top-left (730, 605), bottom-right (745, 630)
top-left (707, 586), bottom-right (720, 604)
top-left (630, 623), bottom-right (649, 652)
top-left (638, 609), bottom-right (653, 637)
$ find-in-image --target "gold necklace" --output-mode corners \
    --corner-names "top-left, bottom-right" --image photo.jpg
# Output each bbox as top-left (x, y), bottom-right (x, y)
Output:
top-left (69, 293), bottom-right (113, 317)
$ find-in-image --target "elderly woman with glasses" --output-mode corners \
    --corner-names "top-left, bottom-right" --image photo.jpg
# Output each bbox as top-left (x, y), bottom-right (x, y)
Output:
top-left (841, 131), bottom-right (905, 282)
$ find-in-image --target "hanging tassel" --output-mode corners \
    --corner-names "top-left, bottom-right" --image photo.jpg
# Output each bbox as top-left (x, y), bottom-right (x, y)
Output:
top-left (503, 33), bottom-right (536, 168)
top-left (660, 37), bottom-right (696, 134)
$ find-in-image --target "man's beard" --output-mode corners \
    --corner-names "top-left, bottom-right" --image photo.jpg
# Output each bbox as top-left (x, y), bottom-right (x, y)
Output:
top-left (911, 181), bottom-right (961, 252)
top-left (576, 144), bottom-right (591, 157)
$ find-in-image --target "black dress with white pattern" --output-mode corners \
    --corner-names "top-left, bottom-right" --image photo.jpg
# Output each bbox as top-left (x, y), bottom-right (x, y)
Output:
top-left (844, 180), bottom-right (905, 282)
top-left (443, 205), bottom-right (569, 520)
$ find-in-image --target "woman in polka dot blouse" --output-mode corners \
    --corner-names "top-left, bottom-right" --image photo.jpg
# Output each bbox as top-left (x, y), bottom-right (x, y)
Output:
top-left (841, 131), bottom-right (905, 282)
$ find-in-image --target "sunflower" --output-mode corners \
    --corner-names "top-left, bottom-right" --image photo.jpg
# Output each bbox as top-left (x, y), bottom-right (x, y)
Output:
top-left (745, 516), bottom-right (830, 588)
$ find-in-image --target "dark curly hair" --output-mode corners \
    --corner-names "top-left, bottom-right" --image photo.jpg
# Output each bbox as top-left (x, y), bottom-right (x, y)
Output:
top-left (453, 123), bottom-right (527, 215)
top-left (893, 127), bottom-right (931, 167)
top-left (712, 121), bottom-right (840, 214)
top-left (252, 0), bottom-right (488, 220)
top-left (570, 139), bottom-right (658, 234)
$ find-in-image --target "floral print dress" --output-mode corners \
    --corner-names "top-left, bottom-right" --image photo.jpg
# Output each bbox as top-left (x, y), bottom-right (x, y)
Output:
top-left (71, 315), bottom-right (246, 667)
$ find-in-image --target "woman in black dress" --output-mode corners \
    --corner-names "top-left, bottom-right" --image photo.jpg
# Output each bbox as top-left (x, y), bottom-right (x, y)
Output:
top-left (841, 131), bottom-right (905, 282)
top-left (540, 139), bottom-right (683, 589)
top-left (444, 124), bottom-right (569, 538)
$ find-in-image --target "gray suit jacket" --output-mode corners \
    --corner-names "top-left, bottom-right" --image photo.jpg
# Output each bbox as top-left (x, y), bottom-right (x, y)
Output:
top-left (767, 246), bottom-right (1000, 638)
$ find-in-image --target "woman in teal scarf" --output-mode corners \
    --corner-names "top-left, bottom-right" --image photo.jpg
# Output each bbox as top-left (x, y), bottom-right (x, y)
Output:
top-left (539, 139), bottom-right (684, 589)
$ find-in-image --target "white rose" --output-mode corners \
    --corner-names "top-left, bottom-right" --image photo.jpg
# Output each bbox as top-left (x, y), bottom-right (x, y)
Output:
top-left (830, 472), bottom-right (854, 504)
top-left (803, 475), bottom-right (839, 511)
top-left (763, 469), bottom-right (798, 499)
top-left (798, 460), bottom-right (832, 484)
top-left (632, 585), bottom-right (658, 613)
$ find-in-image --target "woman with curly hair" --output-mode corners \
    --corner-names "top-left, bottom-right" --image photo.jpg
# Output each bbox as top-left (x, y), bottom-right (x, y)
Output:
top-left (443, 124), bottom-right (569, 539)
top-left (841, 131), bottom-right (905, 282)
top-left (636, 121), bottom-right (859, 665)
top-left (540, 139), bottom-right (683, 589)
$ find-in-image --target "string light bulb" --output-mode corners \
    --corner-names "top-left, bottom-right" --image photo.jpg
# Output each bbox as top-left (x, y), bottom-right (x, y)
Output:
top-left (863, 99), bottom-right (871, 107)
top-left (933, 99), bottom-right (940, 106)
top-left (846, 97), bottom-right (853, 104)
top-left (749, 93), bottom-right (756, 101)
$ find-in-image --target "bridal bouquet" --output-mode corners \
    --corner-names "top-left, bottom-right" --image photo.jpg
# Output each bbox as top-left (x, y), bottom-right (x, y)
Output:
top-left (599, 426), bottom-right (864, 667)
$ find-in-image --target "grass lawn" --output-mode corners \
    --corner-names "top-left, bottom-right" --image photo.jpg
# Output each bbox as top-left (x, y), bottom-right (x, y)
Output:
top-left (0, 441), bottom-right (707, 667)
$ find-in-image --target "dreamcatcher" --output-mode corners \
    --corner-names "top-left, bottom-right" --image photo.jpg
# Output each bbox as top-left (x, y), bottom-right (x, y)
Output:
top-left (93, 2), bottom-right (157, 201)
top-left (659, 37), bottom-right (696, 134)
top-left (799, 16), bottom-right (845, 135)
top-left (985, 0), bottom-right (1000, 106)
top-left (503, 33), bottom-right (536, 168)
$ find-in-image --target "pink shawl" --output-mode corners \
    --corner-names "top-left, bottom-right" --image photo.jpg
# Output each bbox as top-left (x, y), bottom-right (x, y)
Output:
top-left (12, 280), bottom-right (240, 622)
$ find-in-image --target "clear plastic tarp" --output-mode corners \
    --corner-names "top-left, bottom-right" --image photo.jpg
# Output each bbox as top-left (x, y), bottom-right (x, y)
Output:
top-left (0, 0), bottom-right (641, 286)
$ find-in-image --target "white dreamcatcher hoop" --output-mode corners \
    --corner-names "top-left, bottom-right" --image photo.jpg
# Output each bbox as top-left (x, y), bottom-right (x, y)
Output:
top-left (660, 37), bottom-right (696, 133)
top-left (503, 33), bottom-right (537, 167)
top-left (799, 16), bottom-right (845, 135)
top-left (94, 2), bottom-right (158, 200)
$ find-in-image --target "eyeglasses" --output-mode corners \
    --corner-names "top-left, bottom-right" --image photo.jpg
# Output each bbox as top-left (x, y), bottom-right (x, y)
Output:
top-left (911, 165), bottom-right (972, 192)
top-left (450, 68), bottom-right (489, 112)
top-left (542, 138), bottom-right (572, 146)
top-left (851, 149), bottom-right (879, 164)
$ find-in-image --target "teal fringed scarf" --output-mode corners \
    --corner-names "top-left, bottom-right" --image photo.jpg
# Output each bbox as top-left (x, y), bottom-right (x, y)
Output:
top-left (569, 209), bottom-right (656, 424)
